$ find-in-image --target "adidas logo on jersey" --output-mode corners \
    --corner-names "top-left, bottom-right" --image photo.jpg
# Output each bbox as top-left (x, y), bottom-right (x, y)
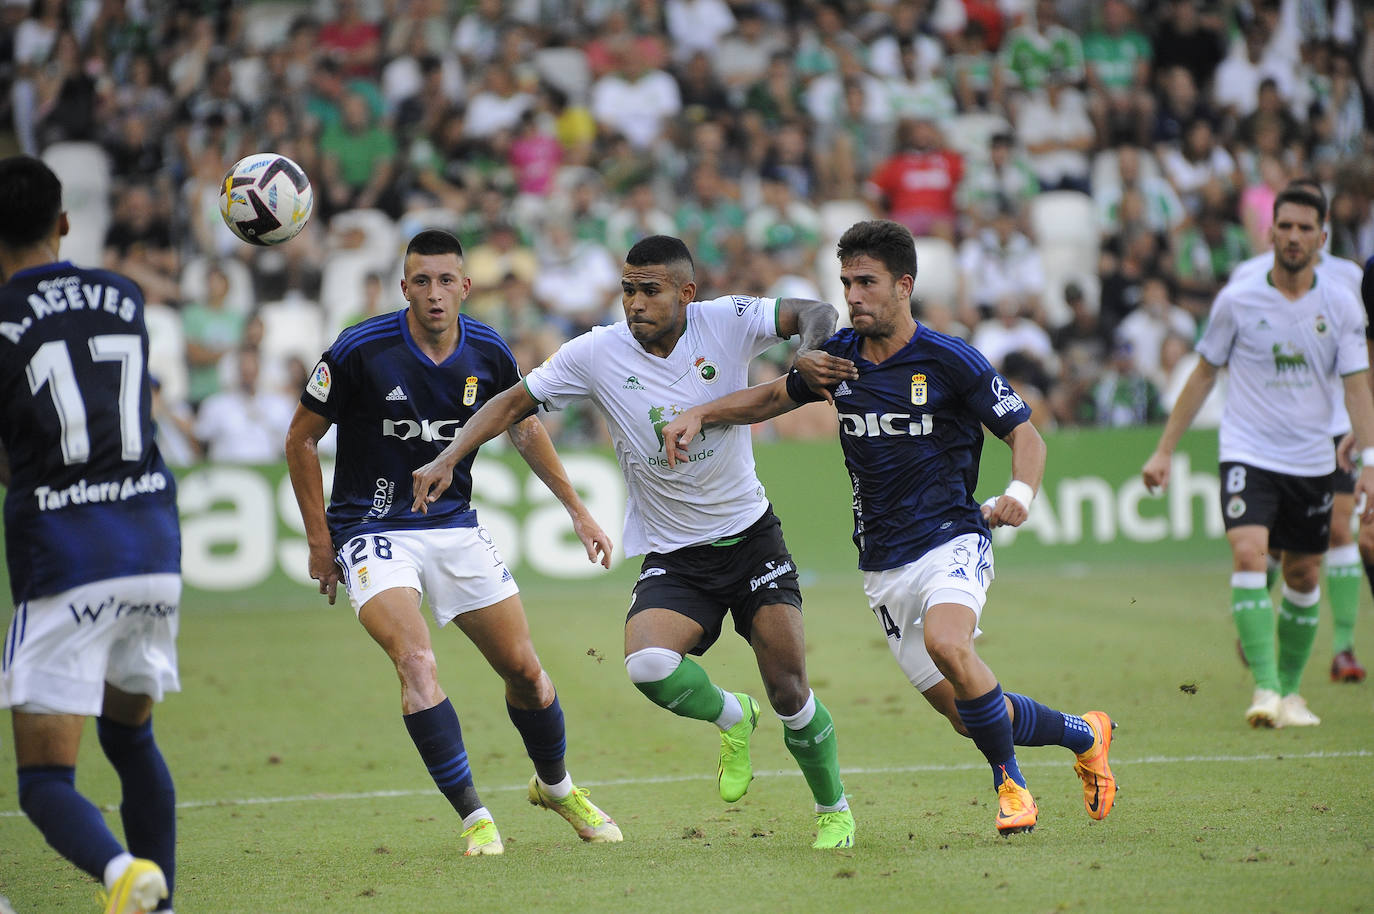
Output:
top-left (835, 381), bottom-right (853, 397)
top-left (385, 386), bottom-right (407, 401)
top-left (947, 567), bottom-right (968, 580)
top-left (500, 567), bottom-right (512, 582)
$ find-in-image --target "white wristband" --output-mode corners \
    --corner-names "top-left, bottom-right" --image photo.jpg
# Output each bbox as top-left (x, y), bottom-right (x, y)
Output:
top-left (1002, 480), bottom-right (1035, 512)
top-left (1362, 448), bottom-right (1374, 468)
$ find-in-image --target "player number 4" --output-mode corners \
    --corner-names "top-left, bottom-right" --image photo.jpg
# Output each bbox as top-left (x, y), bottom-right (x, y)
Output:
top-left (875, 604), bottom-right (901, 640)
top-left (26, 335), bottom-right (144, 465)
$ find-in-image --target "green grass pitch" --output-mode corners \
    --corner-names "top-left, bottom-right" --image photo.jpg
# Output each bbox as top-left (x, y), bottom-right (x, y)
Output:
top-left (2, 562), bottom-right (1372, 913)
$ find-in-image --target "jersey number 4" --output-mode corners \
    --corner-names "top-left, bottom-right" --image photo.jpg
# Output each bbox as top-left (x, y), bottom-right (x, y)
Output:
top-left (25, 335), bottom-right (144, 465)
top-left (875, 604), bottom-right (901, 640)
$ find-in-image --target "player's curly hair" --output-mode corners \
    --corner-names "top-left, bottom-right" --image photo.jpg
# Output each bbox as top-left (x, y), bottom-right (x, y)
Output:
top-left (836, 220), bottom-right (918, 284)
top-left (0, 156), bottom-right (63, 248)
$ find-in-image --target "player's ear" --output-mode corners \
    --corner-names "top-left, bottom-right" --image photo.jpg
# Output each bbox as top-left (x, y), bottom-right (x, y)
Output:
top-left (679, 279), bottom-right (696, 305)
top-left (57, 211), bottom-right (70, 238)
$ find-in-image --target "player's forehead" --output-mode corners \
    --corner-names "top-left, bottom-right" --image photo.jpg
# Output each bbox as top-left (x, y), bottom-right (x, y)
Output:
top-left (1273, 202), bottom-right (1320, 228)
top-left (404, 251), bottom-right (464, 279)
top-left (621, 263), bottom-right (675, 287)
top-left (839, 253), bottom-right (892, 280)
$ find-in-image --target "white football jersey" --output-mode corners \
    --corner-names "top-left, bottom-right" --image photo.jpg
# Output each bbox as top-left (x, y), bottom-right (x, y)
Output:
top-left (1197, 267), bottom-right (1368, 476)
top-left (525, 295), bottom-right (782, 555)
top-left (1228, 250), bottom-right (1366, 436)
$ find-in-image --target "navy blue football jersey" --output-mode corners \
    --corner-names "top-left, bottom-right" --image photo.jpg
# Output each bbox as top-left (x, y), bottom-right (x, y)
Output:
top-left (0, 261), bottom-right (180, 602)
top-left (301, 309), bottom-right (531, 548)
top-left (786, 324), bottom-right (1031, 571)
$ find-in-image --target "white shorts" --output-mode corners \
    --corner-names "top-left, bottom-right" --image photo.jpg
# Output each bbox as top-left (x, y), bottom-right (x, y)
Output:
top-left (1, 573), bottom-right (181, 716)
top-left (336, 526), bottom-right (520, 627)
top-left (861, 533), bottom-right (994, 692)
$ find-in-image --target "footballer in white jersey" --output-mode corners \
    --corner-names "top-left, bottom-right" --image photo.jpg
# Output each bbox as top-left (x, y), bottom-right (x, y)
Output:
top-left (1143, 187), bottom-right (1374, 729)
top-left (412, 235), bottom-right (863, 850)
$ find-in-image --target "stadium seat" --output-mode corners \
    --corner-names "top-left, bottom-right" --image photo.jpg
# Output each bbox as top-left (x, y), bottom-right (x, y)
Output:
top-left (257, 297), bottom-right (326, 377)
top-left (944, 112), bottom-right (1013, 163)
top-left (143, 302), bottom-right (189, 405)
top-left (1030, 190), bottom-right (1100, 250)
top-left (42, 142), bottom-right (111, 269)
top-left (818, 199), bottom-right (875, 243)
top-left (1039, 247), bottom-right (1100, 329)
top-left (911, 236), bottom-right (960, 309)
top-left (179, 256), bottom-right (255, 315)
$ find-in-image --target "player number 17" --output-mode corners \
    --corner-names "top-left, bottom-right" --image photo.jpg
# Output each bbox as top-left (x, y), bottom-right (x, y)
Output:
top-left (26, 335), bottom-right (144, 465)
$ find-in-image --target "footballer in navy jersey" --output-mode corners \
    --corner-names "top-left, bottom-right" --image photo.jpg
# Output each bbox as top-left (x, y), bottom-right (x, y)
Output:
top-left (0, 156), bottom-right (179, 912)
top-left (0, 261), bottom-right (180, 603)
top-left (783, 325), bottom-right (1029, 571)
top-left (664, 220), bottom-right (1118, 838)
top-left (286, 230), bottom-right (619, 854)
top-left (298, 307), bottom-right (530, 549)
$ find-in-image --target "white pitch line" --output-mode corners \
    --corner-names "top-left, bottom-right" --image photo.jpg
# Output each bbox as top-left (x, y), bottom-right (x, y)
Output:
top-left (1, 749), bottom-right (1368, 819)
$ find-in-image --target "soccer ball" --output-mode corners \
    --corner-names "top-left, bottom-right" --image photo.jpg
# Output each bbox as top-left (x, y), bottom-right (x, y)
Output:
top-left (218, 152), bottom-right (314, 246)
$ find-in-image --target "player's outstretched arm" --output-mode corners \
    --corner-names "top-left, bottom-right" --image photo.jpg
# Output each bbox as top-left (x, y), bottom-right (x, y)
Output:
top-left (411, 382), bottom-right (539, 514)
top-left (662, 375), bottom-right (799, 468)
top-left (285, 404), bottom-right (341, 604)
top-left (983, 420), bottom-right (1046, 528)
top-left (507, 414), bottom-right (613, 569)
top-left (1141, 357), bottom-right (1219, 493)
top-left (776, 297), bottom-right (857, 403)
top-left (1341, 370), bottom-right (1374, 527)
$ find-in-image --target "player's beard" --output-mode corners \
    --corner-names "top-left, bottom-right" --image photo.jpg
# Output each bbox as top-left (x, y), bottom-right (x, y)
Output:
top-left (1275, 244), bottom-right (1315, 275)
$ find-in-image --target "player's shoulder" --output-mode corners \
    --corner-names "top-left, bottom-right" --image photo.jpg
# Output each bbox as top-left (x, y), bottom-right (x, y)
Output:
top-left (916, 324), bottom-right (991, 372)
top-left (328, 310), bottom-right (404, 361)
top-left (694, 293), bottom-right (776, 322)
top-left (1228, 251), bottom-right (1271, 286)
top-left (1317, 252), bottom-right (1364, 290)
top-left (458, 312), bottom-right (517, 360)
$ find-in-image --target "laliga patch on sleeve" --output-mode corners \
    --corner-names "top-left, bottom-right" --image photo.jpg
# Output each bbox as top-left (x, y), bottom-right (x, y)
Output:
top-left (306, 360), bottom-right (332, 402)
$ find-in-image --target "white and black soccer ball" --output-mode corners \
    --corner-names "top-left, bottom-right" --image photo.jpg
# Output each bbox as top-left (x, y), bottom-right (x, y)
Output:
top-left (218, 152), bottom-right (314, 246)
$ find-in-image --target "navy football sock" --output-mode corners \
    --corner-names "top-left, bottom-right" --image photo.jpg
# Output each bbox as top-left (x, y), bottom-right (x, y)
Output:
top-left (403, 699), bottom-right (482, 818)
top-left (1006, 693), bottom-right (1094, 754)
top-left (507, 695), bottom-right (568, 786)
top-left (97, 717), bottom-right (176, 908)
top-left (955, 684), bottom-right (1026, 789)
top-left (18, 765), bottom-right (125, 880)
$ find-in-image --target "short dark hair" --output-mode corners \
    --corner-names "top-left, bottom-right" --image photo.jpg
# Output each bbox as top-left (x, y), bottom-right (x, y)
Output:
top-left (1284, 176), bottom-right (1327, 211)
top-left (0, 155), bottom-right (63, 248)
top-left (1272, 186), bottom-right (1326, 225)
top-left (835, 220), bottom-right (918, 283)
top-left (405, 228), bottom-right (463, 259)
top-left (625, 234), bottom-right (694, 277)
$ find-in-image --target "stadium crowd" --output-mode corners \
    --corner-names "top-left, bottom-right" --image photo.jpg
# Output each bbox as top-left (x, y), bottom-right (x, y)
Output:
top-left (2, 0), bottom-right (1372, 460)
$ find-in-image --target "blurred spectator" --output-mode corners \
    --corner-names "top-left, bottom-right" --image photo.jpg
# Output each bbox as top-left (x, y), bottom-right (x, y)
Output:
top-left (150, 376), bottom-right (201, 467)
top-left (1152, 65), bottom-right (1215, 148)
top-left (676, 51), bottom-right (733, 123)
top-left (1082, 0), bottom-right (1155, 147)
top-left (604, 181), bottom-right (676, 253)
top-left (1173, 206), bottom-right (1252, 307)
top-left (193, 346), bottom-right (295, 464)
top-left (713, 5), bottom-right (786, 93)
top-left (761, 120), bottom-right (820, 202)
top-left (463, 221), bottom-right (537, 322)
top-left (959, 204), bottom-right (1044, 321)
top-left (105, 112), bottom-right (164, 181)
top-left (971, 295), bottom-right (1055, 374)
top-left (177, 60), bottom-right (251, 140)
top-left (531, 219), bottom-right (619, 336)
top-left (883, 40), bottom-right (957, 126)
top-left (945, 21), bottom-right (997, 113)
top-left (1236, 78), bottom-right (1302, 156)
top-left (957, 132), bottom-right (1039, 231)
top-left (103, 181), bottom-right (179, 305)
top-left (1114, 274), bottom-right (1196, 388)
top-left (1014, 68), bottom-right (1093, 193)
top-left (745, 169), bottom-right (822, 271)
top-left (451, 0), bottom-right (506, 70)
top-left (182, 264), bottom-right (247, 408)
top-left (10, 0), bottom-right (65, 153)
top-left (317, 0), bottom-right (381, 79)
top-left (318, 90), bottom-right (399, 216)
top-left (665, 0), bottom-right (735, 64)
top-left (1150, 0), bottom-right (1227, 92)
top-left (1160, 118), bottom-right (1238, 217)
top-left (464, 65), bottom-right (533, 140)
top-left (584, 8), bottom-right (667, 79)
top-left (507, 110), bottom-right (562, 198)
top-left (866, 117), bottom-right (963, 241)
top-left (1049, 281), bottom-right (1108, 424)
top-left (1213, 22), bottom-right (1294, 120)
top-left (742, 51), bottom-right (806, 129)
top-left (675, 163), bottom-right (746, 288)
top-left (1000, 349), bottom-right (1056, 430)
top-left (1238, 154), bottom-right (1291, 252)
top-left (35, 30), bottom-right (98, 147)
top-left (1080, 339), bottom-right (1165, 427)
top-left (815, 76), bottom-right (893, 200)
top-left (996, 0), bottom-right (1084, 97)
top-left (590, 38), bottom-right (681, 150)
top-left (1094, 145), bottom-right (1185, 238)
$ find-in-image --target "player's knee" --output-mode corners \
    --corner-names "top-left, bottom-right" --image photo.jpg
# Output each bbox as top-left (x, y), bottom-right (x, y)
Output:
top-left (392, 648), bottom-right (439, 692)
top-left (763, 674), bottom-right (809, 716)
top-left (925, 634), bottom-right (975, 678)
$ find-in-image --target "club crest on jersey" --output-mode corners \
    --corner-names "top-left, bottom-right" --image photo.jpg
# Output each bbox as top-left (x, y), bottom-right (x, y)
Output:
top-left (1227, 495), bottom-right (1246, 519)
top-left (695, 356), bottom-right (719, 384)
top-left (463, 375), bottom-right (478, 406)
top-left (1315, 314), bottom-right (1328, 335)
top-left (306, 361), bottom-right (331, 402)
top-left (911, 373), bottom-right (928, 405)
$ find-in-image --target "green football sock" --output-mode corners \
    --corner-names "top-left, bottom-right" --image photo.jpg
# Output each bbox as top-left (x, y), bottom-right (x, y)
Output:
top-left (632, 655), bottom-right (727, 722)
top-left (1277, 590), bottom-right (1321, 695)
top-left (1232, 583), bottom-right (1279, 692)
top-left (782, 697), bottom-right (845, 808)
top-left (1326, 553), bottom-right (1361, 653)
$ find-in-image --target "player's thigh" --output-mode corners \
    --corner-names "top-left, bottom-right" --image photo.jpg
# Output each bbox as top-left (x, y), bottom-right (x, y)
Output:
top-left (1329, 441), bottom-right (1356, 547)
top-left (101, 683), bottom-right (155, 727)
top-left (1220, 462), bottom-right (1281, 557)
top-left (625, 556), bottom-right (721, 656)
top-left (861, 533), bottom-right (993, 693)
top-left (1271, 470), bottom-right (1337, 556)
top-left (2, 574), bottom-right (179, 720)
top-left (451, 592), bottom-right (545, 687)
top-left (357, 586), bottom-right (431, 660)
